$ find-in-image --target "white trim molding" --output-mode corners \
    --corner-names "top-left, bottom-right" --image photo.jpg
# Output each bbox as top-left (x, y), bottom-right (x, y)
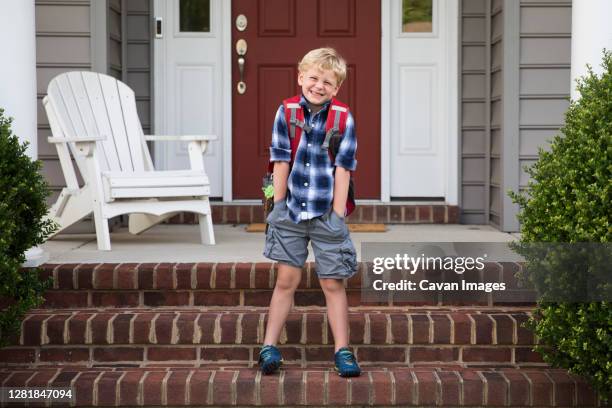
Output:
top-left (90, 0), bottom-right (108, 74)
top-left (571, 0), bottom-right (612, 100)
top-left (380, 0), bottom-right (391, 202)
top-left (444, 0), bottom-right (459, 206)
top-left (501, 0), bottom-right (520, 232)
top-left (222, 0), bottom-right (232, 201)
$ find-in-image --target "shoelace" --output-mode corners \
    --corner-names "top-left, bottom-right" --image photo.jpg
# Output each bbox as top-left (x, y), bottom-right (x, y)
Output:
top-left (337, 349), bottom-right (357, 366)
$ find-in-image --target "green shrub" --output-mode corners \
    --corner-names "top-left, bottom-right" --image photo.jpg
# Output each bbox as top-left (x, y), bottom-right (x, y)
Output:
top-left (510, 50), bottom-right (611, 400)
top-left (0, 108), bottom-right (56, 347)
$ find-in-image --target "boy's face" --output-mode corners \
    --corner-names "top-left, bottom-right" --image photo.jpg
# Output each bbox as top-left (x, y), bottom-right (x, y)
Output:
top-left (298, 66), bottom-right (340, 106)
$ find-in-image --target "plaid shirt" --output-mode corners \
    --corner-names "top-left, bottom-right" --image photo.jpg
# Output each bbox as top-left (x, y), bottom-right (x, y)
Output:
top-left (269, 95), bottom-right (357, 223)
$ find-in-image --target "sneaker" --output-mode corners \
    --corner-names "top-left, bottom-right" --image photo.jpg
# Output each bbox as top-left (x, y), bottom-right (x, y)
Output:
top-left (259, 345), bottom-right (283, 374)
top-left (334, 347), bottom-right (361, 377)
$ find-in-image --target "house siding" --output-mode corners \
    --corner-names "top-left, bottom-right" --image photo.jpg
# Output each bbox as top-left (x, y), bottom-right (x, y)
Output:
top-left (125, 0), bottom-right (153, 137)
top-left (518, 0), bottom-right (571, 195)
top-left (35, 0), bottom-right (92, 204)
top-left (460, 0), bottom-right (572, 229)
top-left (460, 0), bottom-right (488, 224)
top-left (489, 0), bottom-right (504, 228)
top-left (108, 0), bottom-right (122, 79)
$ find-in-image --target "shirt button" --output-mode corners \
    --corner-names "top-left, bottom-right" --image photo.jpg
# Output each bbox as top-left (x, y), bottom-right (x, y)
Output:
top-left (307, 143), bottom-right (312, 147)
top-left (304, 182), bottom-right (308, 187)
top-left (301, 203), bottom-right (306, 207)
top-left (306, 163), bottom-right (310, 167)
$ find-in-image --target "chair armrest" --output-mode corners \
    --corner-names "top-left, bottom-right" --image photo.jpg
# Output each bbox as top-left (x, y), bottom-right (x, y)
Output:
top-left (143, 135), bottom-right (217, 142)
top-left (47, 135), bottom-right (106, 144)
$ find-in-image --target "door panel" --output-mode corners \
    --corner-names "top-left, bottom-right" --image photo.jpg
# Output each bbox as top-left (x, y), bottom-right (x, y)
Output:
top-left (154, 0), bottom-right (223, 196)
top-left (390, 0), bottom-right (448, 197)
top-left (232, 0), bottom-right (381, 198)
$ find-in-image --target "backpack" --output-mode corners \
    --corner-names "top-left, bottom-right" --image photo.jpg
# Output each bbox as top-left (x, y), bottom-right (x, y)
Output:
top-left (263, 95), bottom-right (356, 218)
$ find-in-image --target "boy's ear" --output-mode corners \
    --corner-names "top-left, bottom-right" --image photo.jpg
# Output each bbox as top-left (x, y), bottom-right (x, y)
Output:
top-left (297, 71), bottom-right (304, 86)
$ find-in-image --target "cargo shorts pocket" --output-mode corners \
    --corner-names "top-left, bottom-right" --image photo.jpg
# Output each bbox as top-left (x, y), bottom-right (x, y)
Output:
top-left (328, 210), bottom-right (349, 238)
top-left (266, 200), bottom-right (287, 224)
top-left (339, 239), bottom-right (358, 277)
top-left (263, 225), bottom-right (276, 258)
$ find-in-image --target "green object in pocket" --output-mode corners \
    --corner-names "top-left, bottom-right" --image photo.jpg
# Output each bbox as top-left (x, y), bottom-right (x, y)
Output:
top-left (262, 184), bottom-right (274, 199)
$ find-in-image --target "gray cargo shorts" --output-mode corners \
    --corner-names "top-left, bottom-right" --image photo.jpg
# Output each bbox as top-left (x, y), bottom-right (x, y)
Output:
top-left (263, 200), bottom-right (358, 279)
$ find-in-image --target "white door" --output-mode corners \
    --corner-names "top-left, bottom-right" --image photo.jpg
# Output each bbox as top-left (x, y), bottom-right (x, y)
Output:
top-left (154, 0), bottom-right (224, 196)
top-left (389, 0), bottom-right (455, 198)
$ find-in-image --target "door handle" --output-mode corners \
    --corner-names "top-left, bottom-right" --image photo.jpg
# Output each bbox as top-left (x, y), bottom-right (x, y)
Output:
top-left (236, 39), bottom-right (247, 94)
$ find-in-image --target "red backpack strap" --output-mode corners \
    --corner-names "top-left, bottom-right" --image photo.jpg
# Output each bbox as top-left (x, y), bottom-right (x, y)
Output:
top-left (283, 96), bottom-right (305, 164)
top-left (322, 98), bottom-right (349, 150)
top-left (267, 95), bottom-right (304, 173)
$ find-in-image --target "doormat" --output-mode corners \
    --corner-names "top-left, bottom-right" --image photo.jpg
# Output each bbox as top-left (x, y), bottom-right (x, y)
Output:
top-left (245, 223), bottom-right (387, 233)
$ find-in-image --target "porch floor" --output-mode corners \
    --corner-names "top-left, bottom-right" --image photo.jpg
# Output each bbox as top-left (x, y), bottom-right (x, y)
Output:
top-left (42, 224), bottom-right (518, 263)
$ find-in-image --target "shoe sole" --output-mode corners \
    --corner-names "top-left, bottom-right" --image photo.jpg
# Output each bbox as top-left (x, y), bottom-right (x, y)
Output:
top-left (334, 366), bottom-right (361, 377)
top-left (260, 360), bottom-right (283, 375)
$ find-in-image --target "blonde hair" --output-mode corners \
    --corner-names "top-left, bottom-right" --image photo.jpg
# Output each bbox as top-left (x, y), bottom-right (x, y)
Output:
top-left (298, 47), bottom-right (347, 86)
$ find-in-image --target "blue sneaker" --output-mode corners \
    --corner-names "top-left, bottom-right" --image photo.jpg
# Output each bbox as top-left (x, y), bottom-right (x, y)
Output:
top-left (259, 345), bottom-right (283, 374)
top-left (334, 347), bottom-right (361, 377)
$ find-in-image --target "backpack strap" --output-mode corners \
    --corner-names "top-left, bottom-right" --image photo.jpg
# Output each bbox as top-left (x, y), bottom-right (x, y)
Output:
top-left (284, 98), bottom-right (306, 164)
top-left (322, 98), bottom-right (349, 150)
top-left (267, 95), bottom-right (304, 173)
top-left (324, 98), bottom-right (355, 216)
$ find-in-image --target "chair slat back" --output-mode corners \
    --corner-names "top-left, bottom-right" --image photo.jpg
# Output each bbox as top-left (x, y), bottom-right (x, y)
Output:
top-left (46, 71), bottom-right (149, 173)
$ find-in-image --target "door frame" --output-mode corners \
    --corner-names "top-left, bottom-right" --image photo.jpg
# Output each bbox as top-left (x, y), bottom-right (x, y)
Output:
top-left (155, 0), bottom-right (458, 204)
top-left (380, 0), bottom-right (458, 204)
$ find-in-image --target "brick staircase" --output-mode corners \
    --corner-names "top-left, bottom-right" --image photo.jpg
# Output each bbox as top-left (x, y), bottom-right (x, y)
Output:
top-left (0, 262), bottom-right (603, 406)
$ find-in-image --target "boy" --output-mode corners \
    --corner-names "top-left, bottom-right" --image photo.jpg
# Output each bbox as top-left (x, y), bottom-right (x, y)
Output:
top-left (260, 48), bottom-right (360, 377)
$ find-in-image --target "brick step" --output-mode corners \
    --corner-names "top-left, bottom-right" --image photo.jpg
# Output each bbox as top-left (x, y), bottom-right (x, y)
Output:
top-left (34, 262), bottom-right (535, 309)
top-left (0, 366), bottom-right (600, 406)
top-left (1, 308), bottom-right (545, 368)
top-left (0, 344), bottom-right (545, 368)
top-left (13, 308), bottom-right (536, 347)
top-left (200, 203), bottom-right (460, 224)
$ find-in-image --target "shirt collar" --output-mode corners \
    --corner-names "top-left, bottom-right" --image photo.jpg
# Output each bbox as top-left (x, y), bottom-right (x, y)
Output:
top-left (299, 94), bottom-right (332, 113)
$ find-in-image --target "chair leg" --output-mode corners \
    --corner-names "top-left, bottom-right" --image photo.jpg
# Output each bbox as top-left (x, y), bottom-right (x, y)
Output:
top-left (93, 205), bottom-right (111, 250)
top-left (198, 213), bottom-right (216, 245)
top-left (46, 187), bottom-right (92, 237)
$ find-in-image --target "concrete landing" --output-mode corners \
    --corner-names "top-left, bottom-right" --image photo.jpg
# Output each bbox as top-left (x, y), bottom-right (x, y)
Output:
top-left (41, 224), bottom-right (517, 263)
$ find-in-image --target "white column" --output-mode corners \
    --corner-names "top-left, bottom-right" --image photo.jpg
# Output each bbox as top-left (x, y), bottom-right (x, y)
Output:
top-left (0, 1), bottom-right (47, 266)
top-left (570, 0), bottom-right (612, 100)
top-left (0, 0), bottom-right (37, 158)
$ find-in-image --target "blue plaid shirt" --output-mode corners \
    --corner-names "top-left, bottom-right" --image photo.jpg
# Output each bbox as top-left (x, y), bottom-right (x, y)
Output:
top-left (269, 95), bottom-right (357, 223)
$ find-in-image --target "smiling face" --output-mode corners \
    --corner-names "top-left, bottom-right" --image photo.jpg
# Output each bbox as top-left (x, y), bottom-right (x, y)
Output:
top-left (298, 66), bottom-right (340, 107)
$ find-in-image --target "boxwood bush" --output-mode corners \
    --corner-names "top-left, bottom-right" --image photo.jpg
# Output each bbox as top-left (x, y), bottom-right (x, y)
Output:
top-left (510, 51), bottom-right (611, 400)
top-left (0, 108), bottom-right (56, 346)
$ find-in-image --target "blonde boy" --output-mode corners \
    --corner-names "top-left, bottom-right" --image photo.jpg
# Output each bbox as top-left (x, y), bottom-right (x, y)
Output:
top-left (260, 48), bottom-right (360, 377)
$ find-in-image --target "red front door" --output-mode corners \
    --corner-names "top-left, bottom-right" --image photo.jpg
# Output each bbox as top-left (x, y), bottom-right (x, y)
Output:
top-left (232, 0), bottom-right (381, 199)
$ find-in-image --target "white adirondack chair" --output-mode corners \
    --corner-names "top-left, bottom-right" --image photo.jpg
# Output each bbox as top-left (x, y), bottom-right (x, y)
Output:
top-left (43, 71), bottom-right (216, 250)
